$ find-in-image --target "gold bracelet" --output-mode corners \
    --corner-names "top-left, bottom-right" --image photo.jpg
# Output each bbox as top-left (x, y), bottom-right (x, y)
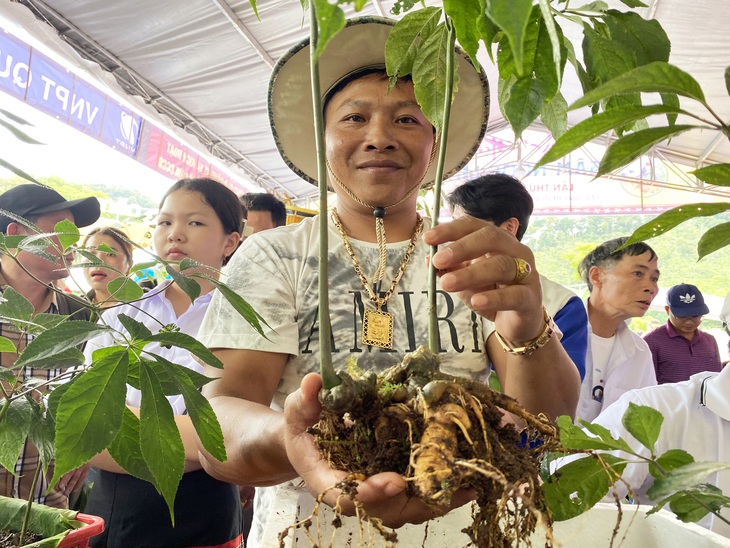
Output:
top-left (493, 306), bottom-right (555, 356)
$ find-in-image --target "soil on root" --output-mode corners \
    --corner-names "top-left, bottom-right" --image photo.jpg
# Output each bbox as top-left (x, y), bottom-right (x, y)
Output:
top-left (284, 346), bottom-right (560, 547)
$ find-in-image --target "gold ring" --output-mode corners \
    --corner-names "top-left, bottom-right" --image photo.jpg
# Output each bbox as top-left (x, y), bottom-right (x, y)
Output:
top-left (512, 257), bottom-right (531, 284)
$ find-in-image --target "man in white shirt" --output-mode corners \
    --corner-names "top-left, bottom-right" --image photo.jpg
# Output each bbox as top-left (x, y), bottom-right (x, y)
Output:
top-left (576, 237), bottom-right (659, 422)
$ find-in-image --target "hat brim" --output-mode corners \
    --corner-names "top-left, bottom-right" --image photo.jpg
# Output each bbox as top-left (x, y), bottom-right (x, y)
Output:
top-left (671, 304), bottom-right (710, 317)
top-left (31, 196), bottom-right (101, 229)
top-left (268, 17), bottom-right (489, 187)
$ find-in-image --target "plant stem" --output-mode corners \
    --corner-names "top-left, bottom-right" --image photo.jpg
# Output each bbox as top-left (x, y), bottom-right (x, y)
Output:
top-left (18, 464), bottom-right (43, 546)
top-left (309, 1), bottom-right (337, 390)
top-left (427, 18), bottom-right (456, 354)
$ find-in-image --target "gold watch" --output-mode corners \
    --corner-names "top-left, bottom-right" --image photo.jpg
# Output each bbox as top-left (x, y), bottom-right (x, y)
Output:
top-left (494, 306), bottom-right (555, 356)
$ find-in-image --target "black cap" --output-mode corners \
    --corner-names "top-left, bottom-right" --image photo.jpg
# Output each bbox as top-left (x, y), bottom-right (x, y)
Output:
top-left (0, 184), bottom-right (101, 234)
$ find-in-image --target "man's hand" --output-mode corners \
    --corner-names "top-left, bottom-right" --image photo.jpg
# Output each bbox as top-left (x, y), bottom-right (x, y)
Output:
top-left (57, 463), bottom-right (91, 496)
top-left (424, 216), bottom-right (544, 343)
top-left (283, 373), bottom-right (474, 528)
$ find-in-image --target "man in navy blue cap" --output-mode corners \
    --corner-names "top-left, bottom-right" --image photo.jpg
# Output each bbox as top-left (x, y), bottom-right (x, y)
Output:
top-left (644, 282), bottom-right (722, 384)
top-left (0, 183), bottom-right (100, 509)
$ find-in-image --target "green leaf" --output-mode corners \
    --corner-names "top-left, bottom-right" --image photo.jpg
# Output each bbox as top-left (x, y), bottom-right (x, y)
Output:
top-left (152, 355), bottom-right (226, 461)
top-left (443, 0), bottom-right (481, 67)
top-left (0, 286), bottom-right (34, 325)
top-left (625, 203), bottom-right (730, 247)
top-left (503, 75), bottom-right (549, 138)
top-left (0, 496), bottom-right (78, 538)
top-left (28, 313), bottom-right (68, 332)
top-left (117, 313), bottom-right (153, 341)
top-left (597, 125), bottom-right (696, 177)
top-left (571, 62), bottom-right (707, 110)
top-left (147, 331), bottom-right (223, 369)
top-left (647, 461), bottom-right (730, 500)
top-left (650, 448), bottom-right (695, 479)
top-left (412, 23), bottom-right (452, 135)
top-left (166, 265), bottom-right (201, 303)
top-left (28, 401), bottom-right (55, 472)
top-left (540, 92), bottom-right (568, 139)
top-left (15, 321), bottom-right (111, 368)
top-left (668, 485), bottom-right (730, 523)
top-left (556, 416), bottom-right (630, 452)
top-left (148, 354), bottom-right (213, 391)
top-left (691, 163), bottom-right (730, 186)
top-left (582, 25), bottom-right (637, 88)
top-left (139, 363), bottom-right (185, 521)
top-left (487, 0), bottom-right (533, 75)
top-left (725, 66), bottom-right (730, 96)
top-left (107, 276), bottom-right (145, 302)
top-left (477, 5), bottom-right (499, 63)
top-left (312, 0), bottom-right (346, 61)
top-left (542, 453), bottom-right (626, 521)
top-left (497, 7), bottom-right (540, 81)
top-left (53, 219), bottom-right (80, 251)
top-left (14, 347), bottom-right (85, 371)
top-left (661, 92), bottom-right (680, 126)
top-left (129, 260), bottom-right (158, 275)
top-left (621, 402), bottom-right (662, 453)
top-left (52, 350), bottom-right (129, 484)
top-left (604, 10), bottom-right (670, 67)
top-left (537, 0), bottom-right (563, 85)
top-left (191, 274), bottom-right (269, 337)
top-left (0, 397), bottom-right (34, 472)
top-left (574, 1), bottom-right (608, 10)
top-left (386, 7), bottom-right (441, 81)
top-left (107, 407), bottom-right (155, 483)
top-left (0, 336), bottom-right (16, 353)
top-left (618, 0), bottom-right (648, 6)
top-left (698, 222), bottom-right (730, 259)
top-left (535, 104), bottom-right (682, 169)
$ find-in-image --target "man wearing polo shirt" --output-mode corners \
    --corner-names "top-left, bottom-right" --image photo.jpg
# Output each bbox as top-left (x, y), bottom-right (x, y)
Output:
top-left (0, 184), bottom-right (100, 508)
top-left (644, 283), bottom-right (722, 384)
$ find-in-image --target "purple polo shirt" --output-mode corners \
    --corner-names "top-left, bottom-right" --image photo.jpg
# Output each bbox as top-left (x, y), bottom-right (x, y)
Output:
top-left (643, 321), bottom-right (722, 384)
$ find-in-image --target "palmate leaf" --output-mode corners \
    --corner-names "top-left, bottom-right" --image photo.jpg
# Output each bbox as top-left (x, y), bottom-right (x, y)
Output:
top-left (386, 7), bottom-right (441, 82)
top-left (412, 23), bottom-right (453, 135)
top-left (647, 461), bottom-right (730, 500)
top-left (625, 202), bottom-right (730, 246)
top-left (542, 453), bottom-right (626, 521)
top-left (165, 265), bottom-right (201, 303)
top-left (622, 402), bottom-right (662, 454)
top-left (117, 313), bottom-right (154, 341)
top-left (582, 25), bottom-right (637, 92)
top-left (597, 125), bottom-right (697, 177)
top-left (139, 363), bottom-right (185, 521)
top-left (312, 0), bottom-right (346, 61)
top-left (107, 407), bottom-right (155, 484)
top-left (148, 354), bottom-right (214, 392)
top-left (147, 330), bottom-right (224, 369)
top-left (52, 350), bottom-right (129, 485)
top-left (541, 92), bottom-right (568, 139)
top-left (571, 62), bottom-right (706, 110)
top-left (698, 222), bottom-right (730, 259)
top-left (11, 347), bottom-right (86, 371)
top-left (0, 396), bottom-right (34, 473)
top-left (14, 321), bottom-right (111, 368)
top-left (443, 0), bottom-right (481, 68)
top-left (486, 0), bottom-right (533, 75)
top-left (537, 0), bottom-right (563, 85)
top-left (662, 485), bottom-right (730, 523)
top-left (691, 163), bottom-right (730, 186)
top-left (151, 355), bottom-right (226, 461)
top-left (535, 105), bottom-right (684, 169)
top-left (503, 76), bottom-right (550, 138)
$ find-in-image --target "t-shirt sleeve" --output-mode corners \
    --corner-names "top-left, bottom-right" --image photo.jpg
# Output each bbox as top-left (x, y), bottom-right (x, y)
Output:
top-left (197, 236), bottom-right (300, 357)
top-left (553, 296), bottom-right (588, 381)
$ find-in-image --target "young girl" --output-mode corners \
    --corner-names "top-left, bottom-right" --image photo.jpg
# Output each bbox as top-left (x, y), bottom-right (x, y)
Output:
top-left (83, 178), bottom-right (244, 548)
top-left (82, 227), bottom-right (134, 308)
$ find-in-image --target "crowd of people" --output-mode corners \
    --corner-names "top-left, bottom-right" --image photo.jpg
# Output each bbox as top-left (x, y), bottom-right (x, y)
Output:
top-left (0, 15), bottom-right (728, 548)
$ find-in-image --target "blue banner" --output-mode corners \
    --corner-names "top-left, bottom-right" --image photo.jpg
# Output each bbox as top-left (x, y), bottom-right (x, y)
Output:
top-left (0, 31), bottom-right (31, 99)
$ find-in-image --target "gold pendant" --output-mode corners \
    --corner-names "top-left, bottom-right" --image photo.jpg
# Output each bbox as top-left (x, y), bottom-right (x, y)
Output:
top-left (362, 307), bottom-right (394, 349)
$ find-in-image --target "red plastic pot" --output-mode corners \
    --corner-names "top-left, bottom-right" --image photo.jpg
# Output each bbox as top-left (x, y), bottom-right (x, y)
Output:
top-left (57, 514), bottom-right (105, 548)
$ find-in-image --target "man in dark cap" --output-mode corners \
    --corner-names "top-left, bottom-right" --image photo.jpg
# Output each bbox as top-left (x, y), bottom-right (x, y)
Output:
top-left (0, 183), bottom-right (100, 508)
top-left (644, 283), bottom-right (722, 384)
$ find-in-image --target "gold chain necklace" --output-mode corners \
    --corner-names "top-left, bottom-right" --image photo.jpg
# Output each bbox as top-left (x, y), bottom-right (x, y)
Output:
top-left (331, 208), bottom-right (424, 349)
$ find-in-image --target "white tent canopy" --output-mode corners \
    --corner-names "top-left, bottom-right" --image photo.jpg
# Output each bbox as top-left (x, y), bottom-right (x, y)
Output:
top-left (4, 0), bottom-right (730, 203)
